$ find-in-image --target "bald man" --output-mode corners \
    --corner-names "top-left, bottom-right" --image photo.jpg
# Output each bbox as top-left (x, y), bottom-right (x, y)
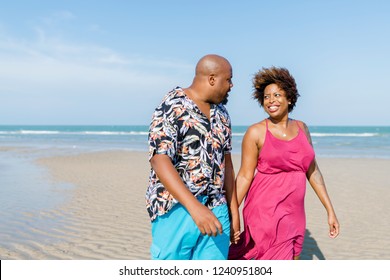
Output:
top-left (146, 54), bottom-right (239, 260)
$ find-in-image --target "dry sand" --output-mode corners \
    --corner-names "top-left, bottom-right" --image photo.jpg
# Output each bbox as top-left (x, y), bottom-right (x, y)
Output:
top-left (1, 150), bottom-right (389, 259)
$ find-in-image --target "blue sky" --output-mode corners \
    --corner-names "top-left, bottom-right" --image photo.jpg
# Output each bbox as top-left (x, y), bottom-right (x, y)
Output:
top-left (1, 0), bottom-right (389, 126)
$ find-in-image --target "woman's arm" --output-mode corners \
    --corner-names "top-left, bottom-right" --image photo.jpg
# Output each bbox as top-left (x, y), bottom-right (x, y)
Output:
top-left (302, 122), bottom-right (340, 238)
top-left (223, 153), bottom-right (240, 243)
top-left (236, 124), bottom-right (263, 206)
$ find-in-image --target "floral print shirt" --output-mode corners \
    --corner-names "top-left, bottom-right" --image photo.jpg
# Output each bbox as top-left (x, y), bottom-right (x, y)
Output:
top-left (146, 87), bottom-right (232, 221)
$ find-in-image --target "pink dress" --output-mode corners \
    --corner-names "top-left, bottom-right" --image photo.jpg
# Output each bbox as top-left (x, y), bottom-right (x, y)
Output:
top-left (229, 119), bottom-right (315, 260)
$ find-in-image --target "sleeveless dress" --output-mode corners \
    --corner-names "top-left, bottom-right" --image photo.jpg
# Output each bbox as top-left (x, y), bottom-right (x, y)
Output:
top-left (229, 119), bottom-right (315, 260)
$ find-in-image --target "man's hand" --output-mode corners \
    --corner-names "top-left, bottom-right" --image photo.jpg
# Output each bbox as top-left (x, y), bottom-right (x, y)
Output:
top-left (190, 203), bottom-right (222, 236)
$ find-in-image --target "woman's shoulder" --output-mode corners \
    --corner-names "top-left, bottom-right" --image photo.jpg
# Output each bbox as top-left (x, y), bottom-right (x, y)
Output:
top-left (293, 119), bottom-right (312, 141)
top-left (244, 120), bottom-right (267, 141)
top-left (294, 119), bottom-right (309, 131)
top-left (248, 120), bottom-right (266, 132)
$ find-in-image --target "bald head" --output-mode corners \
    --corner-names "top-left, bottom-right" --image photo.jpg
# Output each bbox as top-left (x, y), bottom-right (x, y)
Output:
top-left (195, 54), bottom-right (231, 77)
top-left (186, 54), bottom-right (233, 105)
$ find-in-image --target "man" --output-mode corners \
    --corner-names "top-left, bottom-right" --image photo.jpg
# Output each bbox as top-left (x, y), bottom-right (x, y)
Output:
top-left (146, 54), bottom-right (239, 260)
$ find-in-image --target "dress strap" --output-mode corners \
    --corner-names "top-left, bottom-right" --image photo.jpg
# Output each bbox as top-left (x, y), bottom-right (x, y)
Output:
top-left (294, 119), bottom-right (302, 132)
top-left (265, 118), bottom-right (269, 130)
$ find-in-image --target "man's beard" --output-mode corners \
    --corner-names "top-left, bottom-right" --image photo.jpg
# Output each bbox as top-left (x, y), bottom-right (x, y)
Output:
top-left (221, 96), bottom-right (228, 105)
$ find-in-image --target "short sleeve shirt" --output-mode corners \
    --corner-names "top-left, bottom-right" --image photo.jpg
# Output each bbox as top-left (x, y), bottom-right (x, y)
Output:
top-left (146, 87), bottom-right (232, 221)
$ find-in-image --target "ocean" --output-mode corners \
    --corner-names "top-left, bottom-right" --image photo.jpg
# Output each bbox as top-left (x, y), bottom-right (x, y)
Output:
top-left (1, 124), bottom-right (390, 159)
top-left (1, 125), bottom-right (389, 256)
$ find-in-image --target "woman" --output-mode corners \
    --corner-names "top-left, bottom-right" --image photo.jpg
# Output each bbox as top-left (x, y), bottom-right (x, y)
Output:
top-left (229, 67), bottom-right (339, 260)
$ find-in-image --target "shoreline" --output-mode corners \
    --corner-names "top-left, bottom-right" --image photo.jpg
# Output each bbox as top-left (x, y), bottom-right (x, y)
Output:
top-left (1, 148), bottom-right (390, 259)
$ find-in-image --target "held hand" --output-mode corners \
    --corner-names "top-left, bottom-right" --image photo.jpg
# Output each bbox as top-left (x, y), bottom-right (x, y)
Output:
top-left (328, 214), bottom-right (340, 238)
top-left (230, 229), bottom-right (241, 244)
top-left (191, 204), bottom-right (223, 237)
top-left (230, 215), bottom-right (241, 244)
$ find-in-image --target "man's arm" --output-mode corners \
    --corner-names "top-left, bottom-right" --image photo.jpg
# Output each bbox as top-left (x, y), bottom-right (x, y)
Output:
top-left (150, 154), bottom-right (223, 236)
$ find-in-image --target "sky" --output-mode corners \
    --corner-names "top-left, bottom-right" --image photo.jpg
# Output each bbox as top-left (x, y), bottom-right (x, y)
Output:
top-left (1, 0), bottom-right (389, 126)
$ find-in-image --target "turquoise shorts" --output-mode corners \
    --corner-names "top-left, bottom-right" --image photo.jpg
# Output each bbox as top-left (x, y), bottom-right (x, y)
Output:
top-left (150, 196), bottom-right (230, 260)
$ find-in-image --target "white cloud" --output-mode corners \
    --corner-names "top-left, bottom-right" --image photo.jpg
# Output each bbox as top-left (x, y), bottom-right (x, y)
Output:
top-left (40, 10), bottom-right (76, 26)
top-left (0, 19), bottom-right (193, 124)
top-left (0, 28), bottom-right (192, 91)
top-left (98, 53), bottom-right (130, 65)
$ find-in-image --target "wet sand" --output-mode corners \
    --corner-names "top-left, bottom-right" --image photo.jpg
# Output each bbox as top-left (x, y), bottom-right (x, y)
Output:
top-left (1, 149), bottom-right (389, 259)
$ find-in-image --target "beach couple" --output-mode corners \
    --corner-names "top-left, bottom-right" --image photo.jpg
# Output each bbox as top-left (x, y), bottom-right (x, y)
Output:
top-left (145, 54), bottom-right (340, 260)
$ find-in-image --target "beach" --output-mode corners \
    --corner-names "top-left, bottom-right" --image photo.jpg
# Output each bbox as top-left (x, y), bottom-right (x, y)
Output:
top-left (1, 147), bottom-right (390, 260)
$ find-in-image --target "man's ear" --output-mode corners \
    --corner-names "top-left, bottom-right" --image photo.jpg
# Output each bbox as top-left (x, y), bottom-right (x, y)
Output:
top-left (209, 74), bottom-right (215, 86)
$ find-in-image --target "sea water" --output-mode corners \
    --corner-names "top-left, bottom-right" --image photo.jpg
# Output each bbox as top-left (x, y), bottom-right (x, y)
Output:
top-left (1, 124), bottom-right (389, 257)
top-left (1, 125), bottom-right (389, 159)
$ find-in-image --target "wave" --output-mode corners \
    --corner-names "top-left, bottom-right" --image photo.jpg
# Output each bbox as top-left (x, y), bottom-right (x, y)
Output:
top-left (0, 130), bottom-right (61, 135)
top-left (232, 132), bottom-right (380, 137)
top-left (0, 130), bottom-right (383, 138)
top-left (83, 131), bottom-right (149, 136)
top-left (21, 130), bottom-right (60, 135)
top-left (232, 133), bottom-right (245, 136)
top-left (0, 130), bottom-right (149, 136)
top-left (311, 133), bottom-right (379, 137)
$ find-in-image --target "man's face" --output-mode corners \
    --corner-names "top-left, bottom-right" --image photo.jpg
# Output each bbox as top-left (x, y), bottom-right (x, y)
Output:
top-left (213, 65), bottom-right (233, 105)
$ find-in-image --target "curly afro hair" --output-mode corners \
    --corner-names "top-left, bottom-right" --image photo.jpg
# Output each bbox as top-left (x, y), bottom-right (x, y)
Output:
top-left (252, 67), bottom-right (300, 113)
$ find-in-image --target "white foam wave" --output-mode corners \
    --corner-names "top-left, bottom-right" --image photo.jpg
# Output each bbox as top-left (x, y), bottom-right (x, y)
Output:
top-left (232, 132), bottom-right (379, 137)
top-left (232, 133), bottom-right (245, 136)
top-left (311, 133), bottom-right (378, 137)
top-left (0, 130), bottom-right (149, 136)
top-left (0, 131), bottom-right (382, 137)
top-left (21, 130), bottom-right (60, 135)
top-left (83, 131), bottom-right (148, 136)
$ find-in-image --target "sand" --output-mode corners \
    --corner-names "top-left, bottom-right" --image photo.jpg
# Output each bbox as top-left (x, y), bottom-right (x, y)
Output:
top-left (1, 150), bottom-right (389, 260)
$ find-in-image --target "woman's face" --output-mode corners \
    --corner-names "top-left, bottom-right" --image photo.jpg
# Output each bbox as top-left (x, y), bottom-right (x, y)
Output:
top-left (263, 83), bottom-right (290, 118)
